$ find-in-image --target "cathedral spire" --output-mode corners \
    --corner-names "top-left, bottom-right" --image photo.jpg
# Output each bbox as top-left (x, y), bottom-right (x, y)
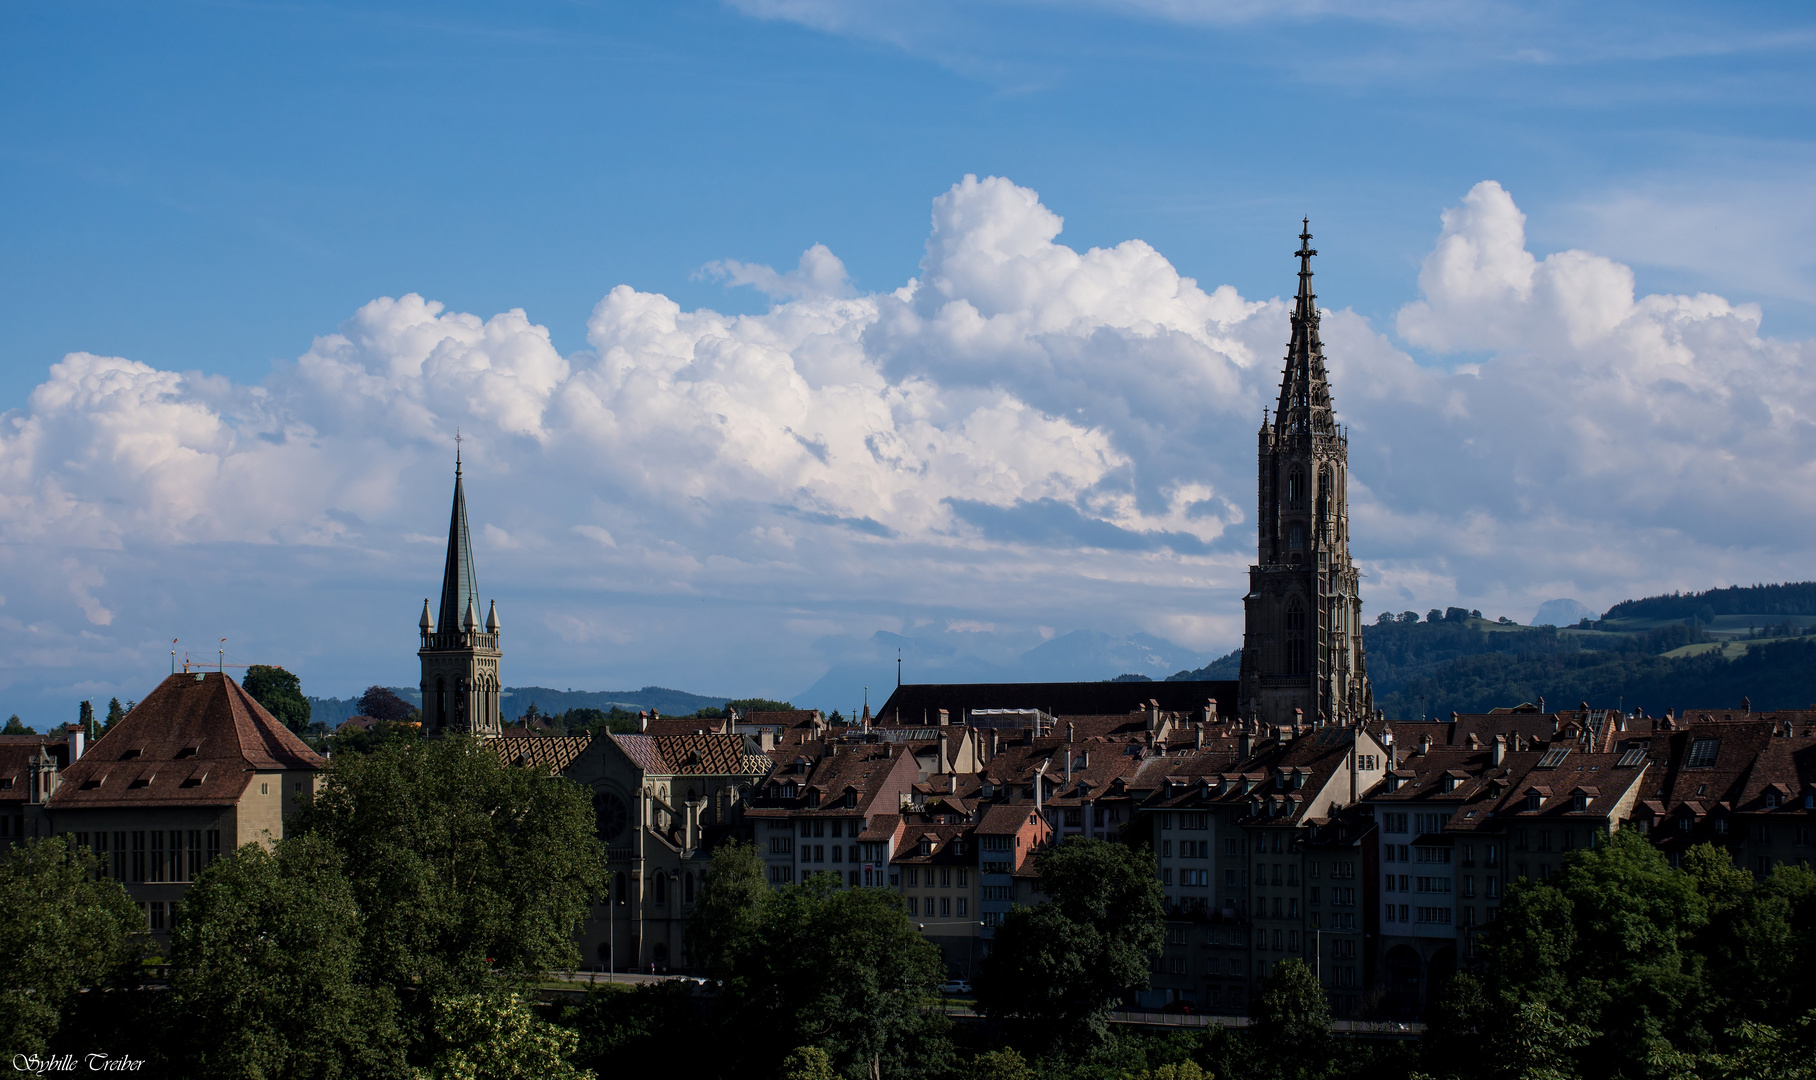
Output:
top-left (437, 458), bottom-right (479, 642)
top-left (1275, 219), bottom-right (1335, 435)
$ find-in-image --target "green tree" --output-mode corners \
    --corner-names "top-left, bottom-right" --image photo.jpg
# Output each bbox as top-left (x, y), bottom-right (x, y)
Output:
top-left (687, 840), bottom-right (768, 980)
top-left (716, 873), bottom-right (945, 1079)
top-left (78, 700), bottom-right (95, 740)
top-left (418, 991), bottom-right (594, 1080)
top-left (1, 715), bottom-right (30, 734)
top-left (298, 736), bottom-right (606, 1055)
top-left (243, 664), bottom-right (312, 733)
top-left (358, 685), bottom-right (417, 722)
top-left (727, 698), bottom-right (795, 714)
top-left (164, 834), bottom-right (405, 1079)
top-left (332, 718), bottom-right (424, 756)
top-left (1250, 959), bottom-right (1331, 1080)
top-left (783, 1046), bottom-right (838, 1080)
top-left (0, 836), bottom-right (144, 1055)
top-left (970, 1048), bottom-right (1038, 1080)
top-left (975, 837), bottom-right (1166, 1050)
top-left (103, 697), bottom-right (124, 735)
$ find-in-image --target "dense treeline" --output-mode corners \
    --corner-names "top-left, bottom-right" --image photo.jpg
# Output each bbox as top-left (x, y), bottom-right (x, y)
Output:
top-left (1378, 636), bottom-right (1816, 718)
top-left (1604, 582), bottom-right (1816, 623)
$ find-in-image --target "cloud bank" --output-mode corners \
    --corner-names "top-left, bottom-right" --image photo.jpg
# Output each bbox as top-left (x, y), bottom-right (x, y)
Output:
top-left (2, 176), bottom-right (1810, 721)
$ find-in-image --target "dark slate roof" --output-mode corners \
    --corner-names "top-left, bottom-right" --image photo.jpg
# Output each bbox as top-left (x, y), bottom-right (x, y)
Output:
top-left (436, 468), bottom-right (480, 636)
top-left (875, 681), bottom-right (1238, 726)
top-left (52, 673), bottom-right (323, 809)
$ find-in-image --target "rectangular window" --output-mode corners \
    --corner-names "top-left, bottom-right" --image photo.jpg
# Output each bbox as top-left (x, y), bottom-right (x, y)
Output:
top-left (131, 831), bottom-right (146, 882)
top-left (206, 830), bottom-right (221, 868)
top-left (906, 868), bottom-right (917, 886)
top-left (848, 870), bottom-right (859, 887)
top-left (958, 870), bottom-right (968, 887)
top-left (941, 868), bottom-right (951, 888)
top-left (150, 830), bottom-right (165, 883)
top-left (188, 831), bottom-right (202, 881)
top-left (831, 845), bottom-right (842, 863)
top-left (940, 897), bottom-right (951, 917)
top-left (957, 898), bottom-right (967, 916)
top-left (169, 831), bottom-right (184, 882)
top-left (814, 845), bottom-right (824, 862)
top-left (771, 837), bottom-right (793, 854)
top-left (149, 901), bottom-right (165, 930)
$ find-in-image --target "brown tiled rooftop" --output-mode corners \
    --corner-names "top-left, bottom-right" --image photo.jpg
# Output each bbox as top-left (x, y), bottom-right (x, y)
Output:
top-left (52, 672), bottom-right (323, 809)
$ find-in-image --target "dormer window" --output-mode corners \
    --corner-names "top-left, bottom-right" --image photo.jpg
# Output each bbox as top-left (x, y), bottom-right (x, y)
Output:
top-left (1526, 792), bottom-right (1542, 813)
top-left (1572, 793), bottom-right (1588, 813)
top-left (1764, 791), bottom-right (1781, 809)
top-left (120, 748), bottom-right (142, 761)
top-left (919, 839), bottom-right (932, 856)
top-left (807, 789), bottom-right (821, 808)
top-left (783, 782), bottom-right (797, 799)
top-left (843, 788), bottom-right (858, 809)
top-left (175, 746), bottom-right (200, 760)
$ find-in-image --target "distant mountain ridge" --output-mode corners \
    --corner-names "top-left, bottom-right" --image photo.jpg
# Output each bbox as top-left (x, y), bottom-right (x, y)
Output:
top-left (308, 685), bottom-right (730, 729)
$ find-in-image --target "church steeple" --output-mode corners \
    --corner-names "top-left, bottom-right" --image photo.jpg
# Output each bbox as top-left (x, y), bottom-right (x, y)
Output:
top-left (419, 447), bottom-right (503, 738)
top-left (1275, 220), bottom-right (1336, 436)
top-left (1239, 223), bottom-right (1370, 729)
top-left (437, 462), bottom-right (480, 643)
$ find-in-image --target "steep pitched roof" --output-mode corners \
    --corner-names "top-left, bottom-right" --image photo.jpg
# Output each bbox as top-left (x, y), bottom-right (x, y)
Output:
top-left (52, 672), bottom-right (323, 809)
top-left (491, 734), bottom-right (594, 775)
top-left (436, 465), bottom-right (480, 635)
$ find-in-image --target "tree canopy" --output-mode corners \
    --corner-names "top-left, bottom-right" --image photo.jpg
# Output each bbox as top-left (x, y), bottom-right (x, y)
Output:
top-left (0, 836), bottom-right (144, 1056)
top-left (687, 850), bottom-right (946, 1080)
top-left (357, 685), bottom-right (417, 722)
top-left (163, 833), bottom-right (404, 1079)
top-left (297, 736), bottom-right (606, 1054)
top-left (243, 664), bottom-right (311, 733)
top-left (975, 837), bottom-right (1166, 1051)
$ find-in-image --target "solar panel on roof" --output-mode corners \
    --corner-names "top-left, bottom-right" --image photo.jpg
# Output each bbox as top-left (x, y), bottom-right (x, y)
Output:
top-left (1616, 748), bottom-right (1646, 768)
top-left (1687, 738), bottom-right (1721, 768)
top-left (1537, 747), bottom-right (1570, 768)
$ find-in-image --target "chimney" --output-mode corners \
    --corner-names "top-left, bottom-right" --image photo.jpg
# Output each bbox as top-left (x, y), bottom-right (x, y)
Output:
top-left (1205, 699), bottom-right (1218, 725)
top-left (1538, 696), bottom-right (1546, 713)
top-left (1294, 707), bottom-right (1304, 731)
top-left (1066, 722), bottom-right (1075, 743)
top-left (1239, 731), bottom-right (1253, 759)
top-left (65, 723), bottom-right (84, 762)
top-left (1194, 723), bottom-right (1205, 750)
top-left (1467, 733), bottom-right (1480, 749)
top-left (1418, 733), bottom-right (1432, 756)
top-left (639, 710), bottom-right (650, 734)
top-left (1492, 734), bottom-right (1506, 767)
top-left (1034, 763), bottom-right (1047, 815)
top-left (1617, 714), bottom-right (1628, 732)
top-left (989, 729), bottom-right (1000, 759)
top-left (938, 709), bottom-right (950, 727)
top-left (938, 731), bottom-right (950, 776)
top-left (1743, 696), bottom-right (1752, 715)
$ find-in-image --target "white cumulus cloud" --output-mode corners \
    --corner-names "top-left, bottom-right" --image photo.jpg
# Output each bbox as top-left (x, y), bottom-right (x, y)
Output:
top-left (0, 175), bottom-right (1810, 722)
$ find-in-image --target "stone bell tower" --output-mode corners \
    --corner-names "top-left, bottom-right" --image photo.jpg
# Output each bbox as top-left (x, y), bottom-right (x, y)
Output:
top-left (1238, 221), bottom-right (1371, 728)
top-left (418, 450), bottom-right (503, 737)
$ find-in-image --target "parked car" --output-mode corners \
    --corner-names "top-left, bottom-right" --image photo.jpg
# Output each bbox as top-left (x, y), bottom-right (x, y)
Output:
top-left (938, 979), bottom-right (973, 995)
top-left (1159, 999), bottom-right (1198, 1014)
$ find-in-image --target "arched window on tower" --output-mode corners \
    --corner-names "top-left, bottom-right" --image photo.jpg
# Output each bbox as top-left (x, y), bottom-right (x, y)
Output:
top-left (1286, 598), bottom-right (1307, 675)
top-left (1288, 523), bottom-right (1306, 551)
top-left (1288, 468), bottom-right (1306, 507)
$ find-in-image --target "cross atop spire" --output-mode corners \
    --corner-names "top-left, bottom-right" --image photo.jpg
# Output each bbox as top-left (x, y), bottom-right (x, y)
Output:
top-left (455, 427), bottom-right (462, 477)
top-left (1275, 219), bottom-right (1335, 436)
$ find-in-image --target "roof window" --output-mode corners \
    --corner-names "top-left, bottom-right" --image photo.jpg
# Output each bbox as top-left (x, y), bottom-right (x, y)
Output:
top-left (1687, 738), bottom-right (1721, 768)
top-left (1616, 748), bottom-right (1646, 768)
top-left (1537, 747), bottom-right (1570, 769)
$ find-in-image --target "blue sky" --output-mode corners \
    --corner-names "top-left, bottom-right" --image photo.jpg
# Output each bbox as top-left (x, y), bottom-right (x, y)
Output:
top-left (1, 1), bottom-right (1813, 721)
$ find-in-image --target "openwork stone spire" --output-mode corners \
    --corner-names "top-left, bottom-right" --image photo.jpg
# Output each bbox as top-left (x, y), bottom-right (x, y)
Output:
top-left (1274, 220), bottom-right (1336, 436)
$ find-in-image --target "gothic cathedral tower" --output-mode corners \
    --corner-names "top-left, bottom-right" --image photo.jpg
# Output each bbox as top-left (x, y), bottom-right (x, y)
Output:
top-left (1238, 223), bottom-right (1371, 727)
top-left (418, 454), bottom-right (503, 737)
